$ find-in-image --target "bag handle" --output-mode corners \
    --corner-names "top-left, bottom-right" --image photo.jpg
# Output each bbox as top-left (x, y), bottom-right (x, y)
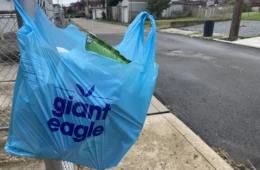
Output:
top-left (143, 13), bottom-right (156, 68)
top-left (14, 0), bottom-right (38, 26)
top-left (116, 12), bottom-right (156, 67)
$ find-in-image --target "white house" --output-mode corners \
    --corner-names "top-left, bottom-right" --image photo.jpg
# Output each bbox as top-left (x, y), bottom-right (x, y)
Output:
top-left (0, 0), bottom-right (16, 34)
top-left (116, 0), bottom-right (184, 23)
top-left (119, 0), bottom-right (148, 23)
top-left (53, 4), bottom-right (65, 27)
top-left (37, 0), bottom-right (54, 20)
top-left (0, 0), bottom-right (15, 11)
top-left (92, 8), bottom-right (106, 19)
top-left (162, 0), bottom-right (184, 18)
top-left (0, 0), bottom-right (53, 20)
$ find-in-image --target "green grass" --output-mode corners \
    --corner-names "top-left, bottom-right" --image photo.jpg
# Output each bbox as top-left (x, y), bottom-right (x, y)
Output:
top-left (99, 16), bottom-right (232, 31)
top-left (97, 20), bottom-right (130, 27)
top-left (155, 17), bottom-right (205, 23)
top-left (241, 12), bottom-right (260, 21)
top-left (144, 17), bottom-right (231, 30)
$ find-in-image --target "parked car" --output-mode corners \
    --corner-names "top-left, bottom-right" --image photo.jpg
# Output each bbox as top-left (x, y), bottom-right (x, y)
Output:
top-left (69, 14), bottom-right (75, 18)
top-left (74, 13), bottom-right (81, 18)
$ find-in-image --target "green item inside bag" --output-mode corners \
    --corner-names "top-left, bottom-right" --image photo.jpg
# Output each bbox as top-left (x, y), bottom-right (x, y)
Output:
top-left (85, 30), bottom-right (131, 65)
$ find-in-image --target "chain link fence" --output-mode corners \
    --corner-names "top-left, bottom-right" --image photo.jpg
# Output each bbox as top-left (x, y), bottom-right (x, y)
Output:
top-left (0, 9), bottom-right (84, 170)
top-left (0, 11), bottom-right (19, 133)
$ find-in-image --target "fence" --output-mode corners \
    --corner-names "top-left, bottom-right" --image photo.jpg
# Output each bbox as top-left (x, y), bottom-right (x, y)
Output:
top-left (0, 8), bottom-right (82, 170)
top-left (162, 4), bottom-right (184, 18)
top-left (192, 5), bottom-right (233, 18)
top-left (0, 12), bottom-right (19, 132)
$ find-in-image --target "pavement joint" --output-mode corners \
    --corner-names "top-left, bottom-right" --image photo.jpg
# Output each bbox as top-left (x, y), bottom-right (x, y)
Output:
top-left (147, 111), bottom-right (170, 116)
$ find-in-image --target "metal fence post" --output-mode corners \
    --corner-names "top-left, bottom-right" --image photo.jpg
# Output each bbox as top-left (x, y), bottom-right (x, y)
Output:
top-left (44, 160), bottom-right (64, 170)
top-left (15, 1), bottom-right (66, 170)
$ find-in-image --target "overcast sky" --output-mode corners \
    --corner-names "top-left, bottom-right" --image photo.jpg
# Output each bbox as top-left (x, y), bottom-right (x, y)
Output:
top-left (53, 0), bottom-right (78, 6)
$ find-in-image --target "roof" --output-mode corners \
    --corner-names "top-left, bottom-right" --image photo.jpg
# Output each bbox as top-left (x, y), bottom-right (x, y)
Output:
top-left (86, 0), bottom-right (102, 7)
top-left (53, 4), bottom-right (61, 7)
top-left (249, 0), bottom-right (260, 6)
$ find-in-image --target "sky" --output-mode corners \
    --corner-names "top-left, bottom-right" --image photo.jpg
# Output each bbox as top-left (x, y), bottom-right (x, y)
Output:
top-left (53, 0), bottom-right (78, 6)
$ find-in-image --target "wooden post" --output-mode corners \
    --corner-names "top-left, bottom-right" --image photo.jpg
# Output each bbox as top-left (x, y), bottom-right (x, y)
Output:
top-left (106, 0), bottom-right (109, 20)
top-left (85, 0), bottom-right (89, 16)
top-left (229, 0), bottom-right (244, 40)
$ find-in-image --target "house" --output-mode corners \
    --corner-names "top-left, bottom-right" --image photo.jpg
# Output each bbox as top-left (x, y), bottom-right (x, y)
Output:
top-left (118, 0), bottom-right (148, 23)
top-left (162, 0), bottom-right (184, 18)
top-left (84, 0), bottom-right (104, 16)
top-left (0, 0), bottom-right (53, 19)
top-left (53, 4), bottom-right (65, 27)
top-left (250, 0), bottom-right (260, 11)
top-left (0, 0), bottom-right (53, 36)
top-left (0, 0), bottom-right (16, 35)
top-left (37, 0), bottom-right (54, 20)
top-left (92, 8), bottom-right (106, 19)
top-left (0, 0), bottom-right (15, 12)
top-left (206, 0), bottom-right (223, 7)
top-left (53, 4), bottom-right (62, 14)
top-left (70, 1), bottom-right (85, 13)
top-left (249, 0), bottom-right (260, 6)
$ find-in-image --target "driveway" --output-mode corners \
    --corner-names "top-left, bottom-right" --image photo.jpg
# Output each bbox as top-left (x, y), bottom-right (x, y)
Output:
top-left (71, 18), bottom-right (127, 34)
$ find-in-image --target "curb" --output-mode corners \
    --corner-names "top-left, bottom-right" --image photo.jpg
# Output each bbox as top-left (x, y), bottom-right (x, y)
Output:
top-left (159, 30), bottom-right (260, 50)
top-left (162, 113), bottom-right (234, 170)
top-left (151, 95), bottom-right (234, 169)
top-left (213, 38), bottom-right (260, 50)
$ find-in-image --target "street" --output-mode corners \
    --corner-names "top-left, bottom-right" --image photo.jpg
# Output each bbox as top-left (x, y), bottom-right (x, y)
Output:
top-left (97, 31), bottom-right (260, 168)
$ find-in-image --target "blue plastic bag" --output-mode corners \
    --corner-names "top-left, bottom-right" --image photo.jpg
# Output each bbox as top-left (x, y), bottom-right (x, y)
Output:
top-left (5, 1), bottom-right (158, 169)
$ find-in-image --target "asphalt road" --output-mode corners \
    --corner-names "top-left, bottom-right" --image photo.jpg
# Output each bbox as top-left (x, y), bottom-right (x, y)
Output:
top-left (98, 32), bottom-right (260, 169)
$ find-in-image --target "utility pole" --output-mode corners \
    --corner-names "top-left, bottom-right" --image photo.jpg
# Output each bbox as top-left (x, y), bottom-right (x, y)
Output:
top-left (106, 0), bottom-right (109, 20)
top-left (85, 0), bottom-right (89, 16)
top-left (229, 0), bottom-right (244, 40)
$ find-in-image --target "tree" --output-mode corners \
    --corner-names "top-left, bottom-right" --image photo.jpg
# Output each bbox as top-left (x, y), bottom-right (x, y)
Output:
top-left (147, 0), bottom-right (171, 18)
top-left (228, 0), bottom-right (251, 12)
top-left (109, 0), bottom-right (122, 6)
top-left (99, 0), bottom-right (106, 7)
top-left (67, 7), bottom-right (75, 14)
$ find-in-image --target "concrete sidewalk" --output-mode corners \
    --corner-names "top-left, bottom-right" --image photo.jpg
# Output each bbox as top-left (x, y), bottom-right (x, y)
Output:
top-left (160, 28), bottom-right (260, 49)
top-left (71, 18), bottom-right (127, 34)
top-left (111, 97), bottom-right (233, 170)
top-left (223, 37), bottom-right (260, 49)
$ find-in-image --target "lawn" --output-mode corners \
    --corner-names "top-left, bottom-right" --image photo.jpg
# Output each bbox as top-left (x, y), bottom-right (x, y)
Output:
top-left (101, 12), bottom-right (260, 31)
top-left (145, 17), bottom-right (232, 30)
top-left (241, 12), bottom-right (260, 21)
